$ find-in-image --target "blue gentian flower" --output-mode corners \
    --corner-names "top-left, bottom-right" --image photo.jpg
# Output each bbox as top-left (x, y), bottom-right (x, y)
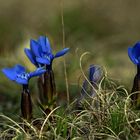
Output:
top-left (2, 64), bottom-right (46, 85)
top-left (81, 65), bottom-right (103, 97)
top-left (89, 65), bottom-right (103, 83)
top-left (77, 65), bottom-right (104, 110)
top-left (24, 36), bottom-right (69, 66)
top-left (128, 42), bottom-right (140, 65)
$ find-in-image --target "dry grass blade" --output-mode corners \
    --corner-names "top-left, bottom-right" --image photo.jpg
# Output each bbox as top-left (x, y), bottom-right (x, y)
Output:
top-left (39, 106), bottom-right (60, 138)
top-left (102, 125), bottom-right (119, 139)
top-left (22, 119), bottom-right (38, 136)
top-left (60, 0), bottom-right (70, 105)
top-left (0, 114), bottom-right (27, 136)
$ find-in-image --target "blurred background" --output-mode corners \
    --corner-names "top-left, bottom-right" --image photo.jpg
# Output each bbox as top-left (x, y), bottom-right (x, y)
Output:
top-left (0, 0), bottom-right (140, 116)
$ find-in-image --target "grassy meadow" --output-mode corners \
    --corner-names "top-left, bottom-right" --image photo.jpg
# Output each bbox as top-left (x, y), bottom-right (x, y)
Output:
top-left (0, 0), bottom-right (140, 139)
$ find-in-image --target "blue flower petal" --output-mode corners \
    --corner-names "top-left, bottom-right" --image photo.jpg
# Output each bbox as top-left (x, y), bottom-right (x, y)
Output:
top-left (54, 48), bottom-right (69, 58)
top-left (24, 48), bottom-right (37, 66)
top-left (132, 42), bottom-right (140, 58)
top-left (89, 65), bottom-right (96, 82)
top-left (30, 39), bottom-right (41, 57)
top-left (128, 47), bottom-right (138, 65)
top-left (89, 65), bottom-right (103, 83)
top-left (15, 77), bottom-right (28, 85)
top-left (36, 57), bottom-right (51, 65)
top-left (38, 36), bottom-right (52, 53)
top-left (2, 68), bottom-right (17, 81)
top-left (15, 64), bottom-right (26, 74)
top-left (29, 67), bottom-right (46, 77)
top-left (45, 37), bottom-right (52, 53)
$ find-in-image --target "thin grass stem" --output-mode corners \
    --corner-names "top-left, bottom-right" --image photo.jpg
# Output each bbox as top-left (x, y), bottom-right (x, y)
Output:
top-left (39, 106), bottom-right (60, 138)
top-left (60, 0), bottom-right (70, 105)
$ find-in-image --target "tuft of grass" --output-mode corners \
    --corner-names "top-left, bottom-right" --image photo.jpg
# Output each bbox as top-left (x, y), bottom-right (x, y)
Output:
top-left (1, 73), bottom-right (140, 139)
